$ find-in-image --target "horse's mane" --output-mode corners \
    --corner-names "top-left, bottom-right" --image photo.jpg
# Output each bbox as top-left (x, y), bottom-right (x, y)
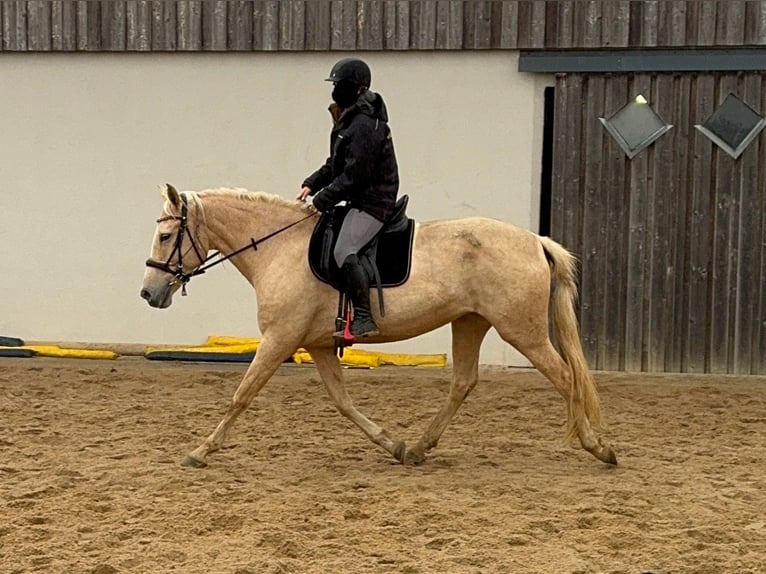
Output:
top-left (197, 187), bottom-right (306, 214)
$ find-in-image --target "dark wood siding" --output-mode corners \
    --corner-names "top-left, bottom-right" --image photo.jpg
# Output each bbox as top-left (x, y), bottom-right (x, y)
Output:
top-left (550, 72), bottom-right (766, 374)
top-left (1, 0), bottom-right (765, 51)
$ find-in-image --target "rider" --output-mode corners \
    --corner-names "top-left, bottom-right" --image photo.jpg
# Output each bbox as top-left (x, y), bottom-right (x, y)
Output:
top-left (297, 57), bottom-right (400, 338)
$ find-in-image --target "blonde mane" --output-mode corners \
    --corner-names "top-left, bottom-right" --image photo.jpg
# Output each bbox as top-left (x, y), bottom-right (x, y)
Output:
top-left (161, 186), bottom-right (306, 227)
top-left (198, 187), bottom-right (307, 214)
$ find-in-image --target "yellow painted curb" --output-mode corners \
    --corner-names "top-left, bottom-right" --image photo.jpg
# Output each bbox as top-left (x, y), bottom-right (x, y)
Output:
top-left (146, 343), bottom-right (259, 354)
top-left (145, 336), bottom-right (447, 368)
top-left (11, 345), bottom-right (119, 360)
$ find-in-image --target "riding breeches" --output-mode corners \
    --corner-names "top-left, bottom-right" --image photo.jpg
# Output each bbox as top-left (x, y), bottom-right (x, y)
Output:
top-left (333, 208), bottom-right (384, 268)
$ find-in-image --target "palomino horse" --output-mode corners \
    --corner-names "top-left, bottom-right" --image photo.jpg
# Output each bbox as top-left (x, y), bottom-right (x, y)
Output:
top-left (141, 185), bottom-right (617, 468)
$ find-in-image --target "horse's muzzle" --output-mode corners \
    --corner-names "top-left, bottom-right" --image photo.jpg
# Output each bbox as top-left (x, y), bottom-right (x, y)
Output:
top-left (140, 285), bottom-right (173, 309)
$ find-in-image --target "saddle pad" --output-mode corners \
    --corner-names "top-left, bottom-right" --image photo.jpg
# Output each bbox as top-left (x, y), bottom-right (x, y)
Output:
top-left (308, 215), bottom-right (415, 288)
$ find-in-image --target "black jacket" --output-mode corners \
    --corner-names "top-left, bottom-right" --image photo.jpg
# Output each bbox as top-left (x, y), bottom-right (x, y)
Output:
top-left (303, 90), bottom-right (399, 222)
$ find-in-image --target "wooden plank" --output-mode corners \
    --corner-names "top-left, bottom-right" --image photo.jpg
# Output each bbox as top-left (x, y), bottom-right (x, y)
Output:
top-left (601, 75), bottom-right (629, 371)
top-left (472, 0), bottom-right (492, 48)
top-left (383, 0), bottom-right (396, 48)
top-left (684, 0), bottom-right (699, 45)
top-left (28, 0), bottom-right (52, 51)
top-left (697, 0), bottom-right (717, 46)
top-left (528, 0), bottom-right (545, 48)
top-left (202, 0), bottom-right (227, 50)
top-left (435, 0), bottom-right (453, 49)
top-left (756, 74), bottom-right (766, 374)
top-left (684, 73), bottom-right (716, 372)
top-left (641, 0), bottom-right (658, 47)
top-left (306, 0), bottom-right (331, 50)
top-left (658, 0), bottom-right (687, 46)
top-left (102, 0), bottom-right (127, 51)
top-left (578, 75), bottom-right (607, 369)
top-left (151, 0), bottom-right (176, 50)
top-left (734, 74), bottom-right (762, 373)
top-left (2, 1), bottom-right (28, 50)
top-left (716, 0), bottom-right (746, 45)
top-left (550, 74), bottom-right (569, 255)
top-left (755, 1), bottom-right (766, 45)
top-left (177, 1), bottom-right (202, 50)
top-left (515, 0), bottom-right (530, 48)
top-left (560, 75), bottom-right (585, 325)
top-left (330, 0), bottom-right (343, 49)
top-left (126, 1), bottom-right (152, 51)
top-left (279, 0), bottom-right (305, 50)
top-left (580, 0), bottom-right (602, 48)
top-left (667, 73), bottom-right (693, 372)
top-left (227, 0), bottom-right (253, 50)
top-left (624, 74), bottom-right (653, 372)
top-left (461, 0), bottom-right (476, 47)
top-left (27, 0), bottom-right (51, 51)
top-left (709, 74), bottom-right (740, 373)
top-left (557, 0), bottom-right (574, 48)
top-left (602, 0), bottom-right (629, 47)
top-left (341, 0), bottom-right (357, 49)
top-left (412, 0), bottom-right (436, 49)
top-left (51, 1), bottom-right (76, 51)
top-left (0, 2), bottom-right (3, 48)
top-left (628, 0), bottom-right (642, 47)
top-left (543, 0), bottom-right (558, 48)
top-left (357, 0), bottom-right (384, 50)
top-left (259, 0), bottom-right (279, 51)
top-left (83, 0), bottom-right (101, 50)
top-left (648, 74), bottom-right (678, 372)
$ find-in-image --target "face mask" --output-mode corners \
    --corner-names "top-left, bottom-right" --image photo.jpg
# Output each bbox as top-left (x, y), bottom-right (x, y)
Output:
top-left (332, 82), bottom-right (359, 108)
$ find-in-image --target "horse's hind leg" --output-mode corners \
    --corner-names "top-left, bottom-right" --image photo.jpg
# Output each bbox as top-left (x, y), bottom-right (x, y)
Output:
top-left (404, 314), bottom-right (491, 465)
top-left (309, 347), bottom-right (406, 462)
top-left (508, 337), bottom-right (615, 464)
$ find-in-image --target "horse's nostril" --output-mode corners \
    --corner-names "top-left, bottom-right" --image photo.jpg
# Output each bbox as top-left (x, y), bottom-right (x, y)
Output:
top-left (140, 288), bottom-right (152, 301)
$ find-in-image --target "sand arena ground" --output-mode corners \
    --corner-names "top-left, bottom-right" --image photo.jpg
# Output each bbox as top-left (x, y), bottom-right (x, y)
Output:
top-left (1, 356), bottom-right (765, 573)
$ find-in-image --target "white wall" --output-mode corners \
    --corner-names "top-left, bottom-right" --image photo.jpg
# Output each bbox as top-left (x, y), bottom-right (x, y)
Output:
top-left (0, 51), bottom-right (551, 365)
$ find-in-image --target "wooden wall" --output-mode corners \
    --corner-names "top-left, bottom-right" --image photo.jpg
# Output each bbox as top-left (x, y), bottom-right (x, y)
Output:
top-left (1, 0), bottom-right (766, 52)
top-left (551, 72), bottom-right (766, 375)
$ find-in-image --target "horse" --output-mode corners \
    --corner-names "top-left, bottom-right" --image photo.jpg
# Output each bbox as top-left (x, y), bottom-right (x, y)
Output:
top-left (140, 184), bottom-right (617, 468)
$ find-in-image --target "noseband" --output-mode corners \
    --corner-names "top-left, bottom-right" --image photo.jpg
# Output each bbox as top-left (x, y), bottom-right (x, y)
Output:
top-left (145, 192), bottom-right (317, 295)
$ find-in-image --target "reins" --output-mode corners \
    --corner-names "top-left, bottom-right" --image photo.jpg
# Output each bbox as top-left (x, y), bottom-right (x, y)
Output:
top-left (146, 192), bottom-right (317, 295)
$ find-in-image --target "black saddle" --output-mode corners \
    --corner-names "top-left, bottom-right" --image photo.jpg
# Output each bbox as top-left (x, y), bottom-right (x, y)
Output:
top-left (308, 195), bottom-right (415, 315)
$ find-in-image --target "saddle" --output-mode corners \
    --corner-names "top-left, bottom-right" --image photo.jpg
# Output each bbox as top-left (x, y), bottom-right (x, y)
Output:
top-left (308, 195), bottom-right (415, 316)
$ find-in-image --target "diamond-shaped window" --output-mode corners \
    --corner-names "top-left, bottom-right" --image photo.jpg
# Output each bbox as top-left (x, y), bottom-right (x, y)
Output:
top-left (695, 93), bottom-right (766, 159)
top-left (600, 95), bottom-right (673, 159)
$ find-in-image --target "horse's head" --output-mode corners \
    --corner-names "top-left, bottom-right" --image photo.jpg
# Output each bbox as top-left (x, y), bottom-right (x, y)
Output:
top-left (141, 184), bottom-right (208, 308)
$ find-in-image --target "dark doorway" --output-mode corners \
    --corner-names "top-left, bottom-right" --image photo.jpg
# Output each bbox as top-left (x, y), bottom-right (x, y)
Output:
top-left (538, 85), bottom-right (555, 236)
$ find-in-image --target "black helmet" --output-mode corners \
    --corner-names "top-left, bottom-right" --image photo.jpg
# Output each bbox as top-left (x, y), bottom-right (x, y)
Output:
top-left (325, 58), bottom-right (371, 87)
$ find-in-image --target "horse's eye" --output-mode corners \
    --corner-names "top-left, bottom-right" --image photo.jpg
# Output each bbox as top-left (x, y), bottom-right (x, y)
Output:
top-left (159, 233), bottom-right (172, 242)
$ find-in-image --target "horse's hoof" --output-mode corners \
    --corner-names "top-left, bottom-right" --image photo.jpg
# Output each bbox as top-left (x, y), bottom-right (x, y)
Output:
top-left (181, 455), bottom-right (207, 469)
top-left (404, 447), bottom-right (426, 466)
top-left (601, 446), bottom-right (618, 466)
top-left (393, 440), bottom-right (406, 464)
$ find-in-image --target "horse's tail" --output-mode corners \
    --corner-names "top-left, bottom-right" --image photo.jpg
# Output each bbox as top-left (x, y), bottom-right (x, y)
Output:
top-left (537, 235), bottom-right (602, 442)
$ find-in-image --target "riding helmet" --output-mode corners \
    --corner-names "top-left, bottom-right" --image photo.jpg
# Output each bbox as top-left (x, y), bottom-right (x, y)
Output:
top-left (325, 58), bottom-right (372, 88)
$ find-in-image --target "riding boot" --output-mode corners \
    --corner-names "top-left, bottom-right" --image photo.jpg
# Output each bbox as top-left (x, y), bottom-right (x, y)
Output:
top-left (336, 255), bottom-right (379, 338)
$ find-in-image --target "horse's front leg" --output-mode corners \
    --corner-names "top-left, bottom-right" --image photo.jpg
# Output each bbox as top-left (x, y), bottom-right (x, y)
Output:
top-left (181, 338), bottom-right (295, 468)
top-left (309, 347), bottom-right (406, 463)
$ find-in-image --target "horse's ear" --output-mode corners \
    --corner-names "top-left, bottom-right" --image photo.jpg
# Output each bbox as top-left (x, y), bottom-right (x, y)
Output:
top-left (163, 183), bottom-right (181, 207)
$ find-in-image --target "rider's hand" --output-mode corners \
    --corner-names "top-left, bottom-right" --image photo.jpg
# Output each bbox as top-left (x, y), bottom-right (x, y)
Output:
top-left (303, 194), bottom-right (317, 211)
top-left (296, 186), bottom-right (312, 201)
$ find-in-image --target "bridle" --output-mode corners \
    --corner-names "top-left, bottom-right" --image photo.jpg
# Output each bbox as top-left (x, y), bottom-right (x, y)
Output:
top-left (145, 192), bottom-right (316, 295)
